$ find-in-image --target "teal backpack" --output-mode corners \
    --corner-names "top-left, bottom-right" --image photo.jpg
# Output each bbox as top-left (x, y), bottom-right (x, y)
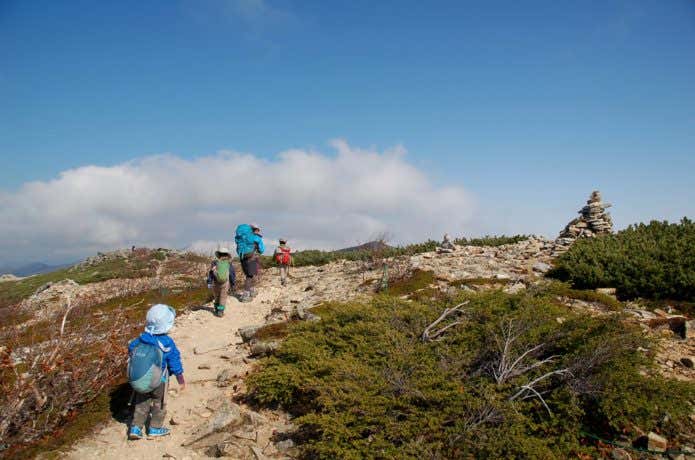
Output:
top-left (128, 341), bottom-right (164, 393)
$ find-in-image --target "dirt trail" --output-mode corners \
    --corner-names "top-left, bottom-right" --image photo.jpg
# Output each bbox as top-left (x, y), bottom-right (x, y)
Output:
top-left (64, 271), bottom-right (311, 460)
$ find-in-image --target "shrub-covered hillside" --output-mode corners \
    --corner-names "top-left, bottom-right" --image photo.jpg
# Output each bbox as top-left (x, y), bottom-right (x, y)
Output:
top-left (549, 218), bottom-right (695, 302)
top-left (248, 289), bottom-right (695, 459)
top-left (0, 249), bottom-right (211, 457)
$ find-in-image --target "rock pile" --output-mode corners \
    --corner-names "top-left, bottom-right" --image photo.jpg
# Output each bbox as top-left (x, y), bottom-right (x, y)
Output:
top-left (555, 191), bottom-right (613, 253)
top-left (436, 233), bottom-right (456, 254)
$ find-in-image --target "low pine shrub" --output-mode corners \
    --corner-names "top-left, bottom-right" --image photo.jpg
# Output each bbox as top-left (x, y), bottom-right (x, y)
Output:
top-left (549, 218), bottom-right (695, 302)
top-left (247, 290), bottom-right (694, 459)
top-left (454, 234), bottom-right (531, 247)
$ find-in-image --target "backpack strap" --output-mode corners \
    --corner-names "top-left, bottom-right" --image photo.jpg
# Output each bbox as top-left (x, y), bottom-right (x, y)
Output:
top-left (156, 339), bottom-right (170, 377)
top-left (156, 339), bottom-right (171, 353)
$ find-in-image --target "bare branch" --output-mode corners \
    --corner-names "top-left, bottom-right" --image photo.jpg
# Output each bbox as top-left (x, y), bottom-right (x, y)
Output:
top-left (509, 368), bottom-right (572, 408)
top-left (421, 301), bottom-right (469, 341)
top-left (520, 384), bottom-right (552, 415)
top-left (59, 294), bottom-right (73, 336)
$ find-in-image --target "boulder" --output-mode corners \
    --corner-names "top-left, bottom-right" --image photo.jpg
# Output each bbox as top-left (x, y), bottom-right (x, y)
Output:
top-left (205, 442), bottom-right (252, 459)
top-left (504, 283), bottom-right (526, 294)
top-left (686, 320), bottom-right (695, 339)
top-left (596, 287), bottom-right (617, 296)
top-left (183, 401), bottom-right (243, 445)
top-left (216, 368), bottom-right (235, 387)
top-left (293, 304), bottom-right (307, 320)
top-left (667, 316), bottom-right (689, 338)
top-left (238, 325), bottom-right (263, 343)
top-left (647, 432), bottom-right (668, 452)
top-left (250, 340), bottom-right (279, 357)
top-left (275, 439), bottom-right (296, 453)
top-left (532, 262), bottom-right (551, 274)
top-left (610, 448), bottom-right (632, 460)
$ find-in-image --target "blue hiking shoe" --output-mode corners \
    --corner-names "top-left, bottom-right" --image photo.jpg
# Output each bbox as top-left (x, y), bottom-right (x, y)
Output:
top-left (128, 426), bottom-right (143, 440)
top-left (147, 426), bottom-right (171, 437)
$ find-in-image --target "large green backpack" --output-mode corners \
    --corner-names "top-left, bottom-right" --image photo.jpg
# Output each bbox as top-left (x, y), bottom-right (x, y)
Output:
top-left (215, 260), bottom-right (230, 283)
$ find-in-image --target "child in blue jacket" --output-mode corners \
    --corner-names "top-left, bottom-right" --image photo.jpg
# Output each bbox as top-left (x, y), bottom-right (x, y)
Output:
top-left (127, 304), bottom-right (186, 440)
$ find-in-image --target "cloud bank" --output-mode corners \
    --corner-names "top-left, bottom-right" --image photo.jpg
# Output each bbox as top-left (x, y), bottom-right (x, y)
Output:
top-left (0, 140), bottom-right (475, 264)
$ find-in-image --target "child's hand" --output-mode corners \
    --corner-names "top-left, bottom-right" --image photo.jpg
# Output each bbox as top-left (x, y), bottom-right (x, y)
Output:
top-left (175, 374), bottom-right (186, 392)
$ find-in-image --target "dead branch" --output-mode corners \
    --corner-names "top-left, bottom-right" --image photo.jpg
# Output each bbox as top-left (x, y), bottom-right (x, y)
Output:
top-left (421, 301), bottom-right (469, 342)
top-left (509, 369), bottom-right (571, 415)
top-left (490, 319), bottom-right (557, 385)
top-left (59, 294), bottom-right (74, 336)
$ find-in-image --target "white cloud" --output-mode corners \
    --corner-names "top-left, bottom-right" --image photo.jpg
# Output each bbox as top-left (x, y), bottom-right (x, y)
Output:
top-left (0, 140), bottom-right (475, 264)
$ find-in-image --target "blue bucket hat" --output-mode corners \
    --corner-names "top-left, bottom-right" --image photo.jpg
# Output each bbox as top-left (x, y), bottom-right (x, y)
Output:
top-left (145, 304), bottom-right (176, 335)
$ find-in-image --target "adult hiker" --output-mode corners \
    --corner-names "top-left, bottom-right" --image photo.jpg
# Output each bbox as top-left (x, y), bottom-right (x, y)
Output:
top-left (235, 223), bottom-right (265, 302)
top-left (274, 238), bottom-right (293, 286)
top-left (127, 304), bottom-right (185, 440)
top-left (207, 247), bottom-right (235, 317)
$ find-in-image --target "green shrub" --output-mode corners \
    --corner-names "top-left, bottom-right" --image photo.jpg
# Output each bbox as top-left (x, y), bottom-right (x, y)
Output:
top-left (454, 234), bottom-right (531, 247)
top-left (247, 290), bottom-right (694, 459)
top-left (549, 218), bottom-right (695, 302)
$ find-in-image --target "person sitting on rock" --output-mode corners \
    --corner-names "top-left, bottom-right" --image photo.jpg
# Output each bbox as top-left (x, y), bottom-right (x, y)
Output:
top-left (274, 238), bottom-right (293, 286)
top-left (207, 247), bottom-right (235, 317)
top-left (127, 304), bottom-right (185, 440)
top-left (235, 223), bottom-right (265, 302)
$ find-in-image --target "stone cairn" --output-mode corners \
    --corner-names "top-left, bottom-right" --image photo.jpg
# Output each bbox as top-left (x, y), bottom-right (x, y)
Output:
top-left (436, 233), bottom-right (456, 254)
top-left (554, 191), bottom-right (613, 254)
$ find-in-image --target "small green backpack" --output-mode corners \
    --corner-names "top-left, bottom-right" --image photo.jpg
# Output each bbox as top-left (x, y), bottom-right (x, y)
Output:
top-left (215, 260), bottom-right (230, 283)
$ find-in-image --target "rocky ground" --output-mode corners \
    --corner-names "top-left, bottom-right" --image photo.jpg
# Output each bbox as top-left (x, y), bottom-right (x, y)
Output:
top-left (19, 238), bottom-right (692, 458)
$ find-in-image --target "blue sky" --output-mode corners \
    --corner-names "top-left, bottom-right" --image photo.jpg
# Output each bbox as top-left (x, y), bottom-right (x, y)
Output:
top-left (1, 0), bottom-right (694, 263)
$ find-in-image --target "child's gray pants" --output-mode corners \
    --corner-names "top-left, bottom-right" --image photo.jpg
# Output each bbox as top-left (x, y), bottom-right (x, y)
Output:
top-left (132, 382), bottom-right (167, 429)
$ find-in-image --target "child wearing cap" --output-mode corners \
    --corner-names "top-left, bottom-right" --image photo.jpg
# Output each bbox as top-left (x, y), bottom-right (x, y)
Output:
top-left (207, 247), bottom-right (235, 317)
top-left (127, 304), bottom-right (185, 440)
top-left (274, 239), bottom-right (293, 286)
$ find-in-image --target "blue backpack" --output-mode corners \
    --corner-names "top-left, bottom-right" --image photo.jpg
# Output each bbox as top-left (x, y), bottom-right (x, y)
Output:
top-left (128, 341), bottom-right (164, 393)
top-left (235, 224), bottom-right (255, 257)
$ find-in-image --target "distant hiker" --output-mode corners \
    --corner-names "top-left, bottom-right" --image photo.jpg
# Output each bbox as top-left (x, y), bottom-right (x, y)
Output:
top-left (127, 304), bottom-right (185, 440)
top-left (235, 223), bottom-right (265, 302)
top-left (207, 247), bottom-right (235, 317)
top-left (274, 238), bottom-right (293, 286)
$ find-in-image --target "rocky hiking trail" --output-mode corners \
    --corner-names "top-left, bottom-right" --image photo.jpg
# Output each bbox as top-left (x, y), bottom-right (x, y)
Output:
top-left (63, 259), bottom-right (377, 460)
top-left (54, 238), bottom-right (694, 458)
top-left (65, 283), bottom-right (298, 460)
